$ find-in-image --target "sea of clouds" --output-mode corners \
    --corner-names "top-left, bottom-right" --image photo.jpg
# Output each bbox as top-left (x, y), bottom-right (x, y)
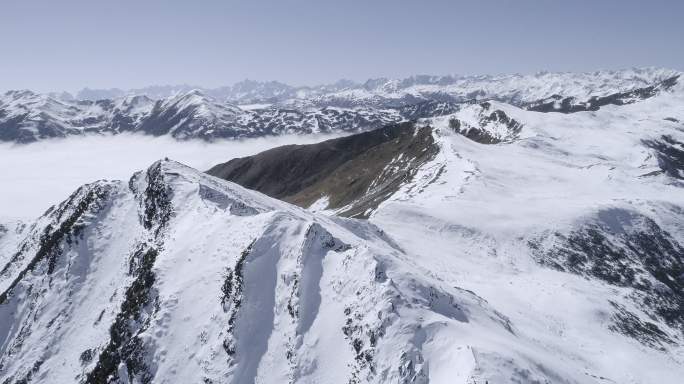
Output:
top-left (0, 133), bottom-right (342, 220)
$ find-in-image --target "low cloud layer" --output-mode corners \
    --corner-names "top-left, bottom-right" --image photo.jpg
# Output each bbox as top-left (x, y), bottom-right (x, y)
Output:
top-left (0, 133), bottom-right (341, 220)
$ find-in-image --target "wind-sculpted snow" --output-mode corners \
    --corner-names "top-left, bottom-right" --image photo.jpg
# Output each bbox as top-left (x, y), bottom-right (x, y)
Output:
top-left (203, 79), bottom-right (684, 380)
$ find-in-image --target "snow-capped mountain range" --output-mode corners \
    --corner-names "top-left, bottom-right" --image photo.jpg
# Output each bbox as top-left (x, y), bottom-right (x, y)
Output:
top-left (1, 68), bottom-right (680, 143)
top-left (72, 67), bottom-right (678, 106)
top-left (1, 67), bottom-right (683, 383)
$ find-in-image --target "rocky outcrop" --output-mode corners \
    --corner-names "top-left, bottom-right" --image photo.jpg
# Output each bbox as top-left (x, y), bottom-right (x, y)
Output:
top-left (207, 122), bottom-right (439, 218)
top-left (529, 208), bottom-right (684, 348)
top-left (643, 135), bottom-right (684, 180)
top-left (447, 102), bottom-right (523, 144)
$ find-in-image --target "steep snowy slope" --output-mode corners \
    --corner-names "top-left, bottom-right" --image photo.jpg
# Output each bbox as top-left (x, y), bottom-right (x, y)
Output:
top-left (0, 160), bottom-right (574, 384)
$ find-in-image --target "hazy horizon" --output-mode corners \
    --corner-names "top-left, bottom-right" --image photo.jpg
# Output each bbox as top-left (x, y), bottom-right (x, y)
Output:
top-left (1, 0), bottom-right (683, 93)
top-left (43, 66), bottom-right (684, 96)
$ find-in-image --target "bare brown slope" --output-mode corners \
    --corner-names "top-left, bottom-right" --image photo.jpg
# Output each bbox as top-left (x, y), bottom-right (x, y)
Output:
top-left (206, 122), bottom-right (438, 218)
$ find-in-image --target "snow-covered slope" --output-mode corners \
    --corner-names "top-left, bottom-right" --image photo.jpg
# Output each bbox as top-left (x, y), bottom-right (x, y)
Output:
top-left (0, 160), bottom-right (536, 383)
top-left (368, 84), bottom-right (684, 383)
top-left (205, 83), bottom-right (684, 382)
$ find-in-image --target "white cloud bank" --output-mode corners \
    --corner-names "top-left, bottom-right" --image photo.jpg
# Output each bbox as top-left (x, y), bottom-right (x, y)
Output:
top-left (0, 133), bottom-right (341, 220)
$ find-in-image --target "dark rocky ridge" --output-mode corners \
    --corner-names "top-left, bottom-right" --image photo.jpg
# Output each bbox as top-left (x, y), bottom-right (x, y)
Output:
top-left (643, 135), bottom-right (684, 180)
top-left (207, 122), bottom-right (439, 218)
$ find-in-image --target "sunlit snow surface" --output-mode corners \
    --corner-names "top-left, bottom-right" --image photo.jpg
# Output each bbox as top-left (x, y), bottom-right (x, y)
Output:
top-left (370, 85), bottom-right (684, 383)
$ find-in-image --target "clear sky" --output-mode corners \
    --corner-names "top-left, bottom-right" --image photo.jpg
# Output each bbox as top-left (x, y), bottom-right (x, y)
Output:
top-left (1, 0), bottom-right (682, 93)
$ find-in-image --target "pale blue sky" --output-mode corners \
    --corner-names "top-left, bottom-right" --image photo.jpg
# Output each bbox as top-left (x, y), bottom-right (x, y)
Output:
top-left (1, 0), bottom-right (682, 92)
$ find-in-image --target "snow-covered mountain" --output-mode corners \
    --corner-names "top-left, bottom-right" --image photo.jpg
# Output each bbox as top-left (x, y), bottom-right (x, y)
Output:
top-left (1, 68), bottom-right (679, 143)
top-left (1, 68), bottom-right (683, 383)
top-left (209, 78), bottom-right (684, 382)
top-left (0, 160), bottom-right (529, 383)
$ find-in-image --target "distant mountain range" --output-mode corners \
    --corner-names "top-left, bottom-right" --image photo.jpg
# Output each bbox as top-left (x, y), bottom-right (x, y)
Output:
top-left (0, 68), bottom-right (680, 143)
top-left (68, 67), bottom-right (679, 105)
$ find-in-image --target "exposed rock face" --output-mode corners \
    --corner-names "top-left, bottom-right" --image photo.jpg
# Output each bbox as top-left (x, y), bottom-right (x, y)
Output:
top-left (529, 208), bottom-right (684, 348)
top-left (206, 122), bottom-right (439, 218)
top-left (643, 135), bottom-right (684, 180)
top-left (447, 102), bottom-right (523, 144)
